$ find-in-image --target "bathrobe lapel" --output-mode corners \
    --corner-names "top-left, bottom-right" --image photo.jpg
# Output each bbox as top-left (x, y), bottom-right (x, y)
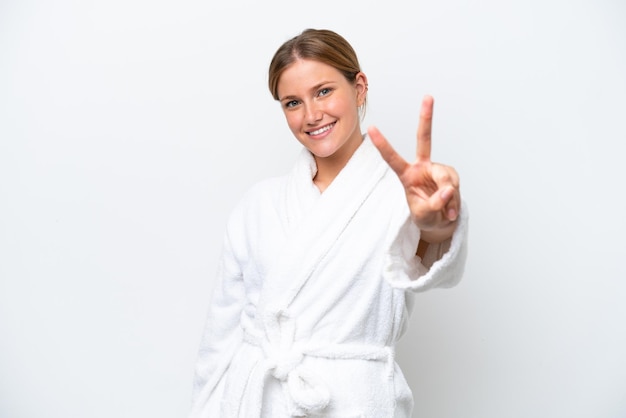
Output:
top-left (257, 137), bottom-right (389, 314)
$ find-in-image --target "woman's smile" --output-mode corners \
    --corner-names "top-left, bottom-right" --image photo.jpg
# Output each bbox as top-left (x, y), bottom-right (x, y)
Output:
top-left (307, 122), bottom-right (336, 138)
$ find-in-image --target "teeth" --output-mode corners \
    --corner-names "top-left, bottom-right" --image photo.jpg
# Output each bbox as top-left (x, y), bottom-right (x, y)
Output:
top-left (309, 123), bottom-right (334, 135)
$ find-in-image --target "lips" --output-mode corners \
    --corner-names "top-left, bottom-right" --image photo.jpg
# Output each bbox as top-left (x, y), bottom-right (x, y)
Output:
top-left (307, 122), bottom-right (335, 136)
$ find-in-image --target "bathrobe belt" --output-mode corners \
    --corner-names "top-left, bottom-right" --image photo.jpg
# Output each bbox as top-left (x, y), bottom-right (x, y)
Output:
top-left (239, 310), bottom-right (395, 416)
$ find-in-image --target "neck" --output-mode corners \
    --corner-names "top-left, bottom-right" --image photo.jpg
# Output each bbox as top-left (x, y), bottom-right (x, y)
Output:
top-left (312, 134), bottom-right (364, 193)
top-left (312, 161), bottom-right (341, 193)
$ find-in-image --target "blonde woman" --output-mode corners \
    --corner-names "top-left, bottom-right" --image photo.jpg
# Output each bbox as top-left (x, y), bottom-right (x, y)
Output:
top-left (189, 28), bottom-right (468, 418)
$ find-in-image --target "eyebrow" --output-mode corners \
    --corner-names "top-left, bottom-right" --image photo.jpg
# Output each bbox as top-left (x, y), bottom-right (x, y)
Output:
top-left (279, 80), bottom-right (335, 101)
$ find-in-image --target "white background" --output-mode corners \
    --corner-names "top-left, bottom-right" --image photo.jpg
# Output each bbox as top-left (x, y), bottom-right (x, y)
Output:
top-left (1, 0), bottom-right (625, 417)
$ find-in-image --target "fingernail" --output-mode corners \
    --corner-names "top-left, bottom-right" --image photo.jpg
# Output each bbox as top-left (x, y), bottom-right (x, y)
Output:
top-left (440, 187), bottom-right (452, 200)
top-left (448, 208), bottom-right (457, 221)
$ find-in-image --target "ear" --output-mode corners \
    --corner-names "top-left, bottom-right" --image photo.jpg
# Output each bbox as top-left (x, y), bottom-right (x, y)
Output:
top-left (354, 72), bottom-right (368, 106)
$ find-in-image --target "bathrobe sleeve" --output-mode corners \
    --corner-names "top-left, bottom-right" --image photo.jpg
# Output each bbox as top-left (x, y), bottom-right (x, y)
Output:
top-left (383, 200), bottom-right (469, 292)
top-left (189, 205), bottom-right (247, 416)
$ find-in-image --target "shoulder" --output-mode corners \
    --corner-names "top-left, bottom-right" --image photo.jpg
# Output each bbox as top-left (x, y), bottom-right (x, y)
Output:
top-left (379, 167), bottom-right (407, 203)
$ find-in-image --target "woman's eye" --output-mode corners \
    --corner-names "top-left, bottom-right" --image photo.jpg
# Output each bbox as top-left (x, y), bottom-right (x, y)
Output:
top-left (318, 88), bottom-right (332, 97)
top-left (284, 100), bottom-right (299, 108)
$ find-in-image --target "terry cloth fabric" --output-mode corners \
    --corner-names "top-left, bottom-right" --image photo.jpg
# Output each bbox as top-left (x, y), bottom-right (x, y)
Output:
top-left (189, 136), bottom-right (469, 417)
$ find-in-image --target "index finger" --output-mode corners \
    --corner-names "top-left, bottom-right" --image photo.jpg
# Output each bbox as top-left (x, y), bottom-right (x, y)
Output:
top-left (367, 125), bottom-right (409, 176)
top-left (417, 95), bottom-right (434, 162)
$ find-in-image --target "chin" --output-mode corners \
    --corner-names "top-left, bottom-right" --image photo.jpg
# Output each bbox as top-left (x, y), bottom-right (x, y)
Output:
top-left (306, 144), bottom-right (339, 159)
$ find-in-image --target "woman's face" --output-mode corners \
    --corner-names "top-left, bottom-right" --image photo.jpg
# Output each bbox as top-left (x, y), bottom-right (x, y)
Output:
top-left (276, 59), bottom-right (367, 167)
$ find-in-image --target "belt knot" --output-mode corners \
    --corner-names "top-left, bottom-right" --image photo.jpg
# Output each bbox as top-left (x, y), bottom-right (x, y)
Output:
top-left (258, 310), bottom-right (330, 413)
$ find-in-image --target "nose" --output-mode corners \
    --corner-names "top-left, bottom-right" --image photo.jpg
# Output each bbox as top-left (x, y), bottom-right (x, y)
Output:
top-left (304, 103), bottom-right (323, 125)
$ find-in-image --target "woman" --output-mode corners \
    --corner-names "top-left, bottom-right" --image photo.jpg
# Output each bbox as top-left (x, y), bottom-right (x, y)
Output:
top-left (189, 28), bottom-right (468, 417)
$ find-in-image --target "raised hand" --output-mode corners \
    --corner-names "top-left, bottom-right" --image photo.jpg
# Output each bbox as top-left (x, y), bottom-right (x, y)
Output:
top-left (368, 95), bottom-right (460, 243)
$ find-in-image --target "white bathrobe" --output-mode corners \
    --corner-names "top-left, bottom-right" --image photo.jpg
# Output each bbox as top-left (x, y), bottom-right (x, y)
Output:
top-left (189, 136), bottom-right (469, 418)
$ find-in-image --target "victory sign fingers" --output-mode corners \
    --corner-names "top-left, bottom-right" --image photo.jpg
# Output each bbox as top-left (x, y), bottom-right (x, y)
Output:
top-left (368, 94), bottom-right (461, 241)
